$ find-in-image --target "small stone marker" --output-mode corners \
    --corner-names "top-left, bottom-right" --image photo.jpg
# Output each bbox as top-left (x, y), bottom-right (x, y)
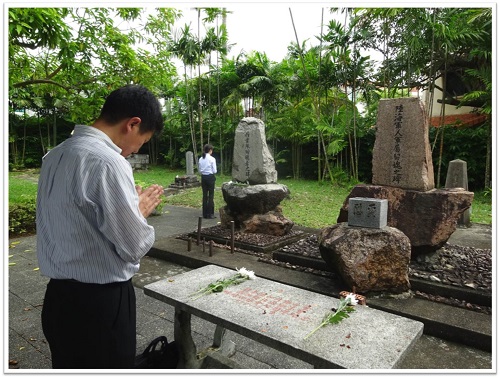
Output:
top-left (232, 117), bottom-right (277, 184)
top-left (348, 197), bottom-right (388, 229)
top-left (445, 159), bottom-right (471, 227)
top-left (445, 159), bottom-right (468, 189)
top-left (186, 151), bottom-right (194, 175)
top-left (372, 97), bottom-right (435, 191)
top-left (126, 153), bottom-right (149, 170)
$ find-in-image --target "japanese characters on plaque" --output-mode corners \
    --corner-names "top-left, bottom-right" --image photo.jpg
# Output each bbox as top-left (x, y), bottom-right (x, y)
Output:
top-left (348, 197), bottom-right (388, 229)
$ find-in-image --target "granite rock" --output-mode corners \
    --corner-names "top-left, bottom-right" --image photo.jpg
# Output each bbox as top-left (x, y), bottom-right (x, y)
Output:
top-left (319, 222), bottom-right (412, 293)
top-left (337, 184), bottom-right (474, 256)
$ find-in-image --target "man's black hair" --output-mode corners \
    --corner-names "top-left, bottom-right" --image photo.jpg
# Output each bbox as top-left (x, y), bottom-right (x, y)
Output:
top-left (98, 84), bottom-right (164, 134)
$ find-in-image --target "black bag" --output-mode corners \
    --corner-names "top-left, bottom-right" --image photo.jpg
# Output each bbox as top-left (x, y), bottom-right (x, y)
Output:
top-left (135, 336), bottom-right (179, 369)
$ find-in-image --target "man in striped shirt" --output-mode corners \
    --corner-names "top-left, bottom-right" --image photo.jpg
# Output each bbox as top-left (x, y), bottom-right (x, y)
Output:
top-left (36, 85), bottom-right (164, 368)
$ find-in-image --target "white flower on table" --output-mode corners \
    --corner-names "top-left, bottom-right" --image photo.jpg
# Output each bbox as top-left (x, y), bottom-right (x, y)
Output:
top-left (304, 292), bottom-right (358, 340)
top-left (189, 267), bottom-right (256, 300)
top-left (344, 293), bottom-right (359, 306)
top-left (237, 267), bottom-right (256, 280)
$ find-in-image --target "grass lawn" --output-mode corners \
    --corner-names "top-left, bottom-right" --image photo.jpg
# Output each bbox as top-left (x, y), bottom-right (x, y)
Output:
top-left (129, 166), bottom-right (494, 228)
top-left (9, 166), bottom-right (493, 232)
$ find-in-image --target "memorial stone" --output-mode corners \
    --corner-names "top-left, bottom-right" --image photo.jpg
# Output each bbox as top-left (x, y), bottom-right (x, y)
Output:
top-left (232, 117), bottom-right (277, 184)
top-left (348, 197), bottom-right (388, 229)
top-left (445, 159), bottom-right (471, 227)
top-left (186, 151), bottom-right (194, 175)
top-left (126, 153), bottom-right (149, 170)
top-left (372, 97), bottom-right (435, 191)
top-left (445, 159), bottom-right (469, 189)
top-left (164, 150), bottom-right (200, 195)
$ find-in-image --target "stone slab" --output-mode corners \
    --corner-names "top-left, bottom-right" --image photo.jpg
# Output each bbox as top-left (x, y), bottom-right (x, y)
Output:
top-left (372, 98), bottom-right (434, 191)
top-left (347, 197), bottom-right (388, 228)
top-left (232, 117), bottom-right (277, 184)
top-left (144, 264), bottom-right (424, 369)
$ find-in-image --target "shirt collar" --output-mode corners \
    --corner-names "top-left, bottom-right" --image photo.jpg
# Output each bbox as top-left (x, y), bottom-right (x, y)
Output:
top-left (73, 125), bottom-right (122, 154)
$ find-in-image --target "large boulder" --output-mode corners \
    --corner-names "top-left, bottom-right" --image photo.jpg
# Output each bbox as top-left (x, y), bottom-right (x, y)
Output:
top-left (242, 210), bottom-right (294, 236)
top-left (222, 182), bottom-right (289, 215)
top-left (337, 184), bottom-right (473, 256)
top-left (220, 182), bottom-right (292, 232)
top-left (319, 223), bottom-right (411, 294)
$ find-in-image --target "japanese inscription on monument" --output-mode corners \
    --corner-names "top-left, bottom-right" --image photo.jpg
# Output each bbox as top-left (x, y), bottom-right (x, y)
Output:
top-left (392, 104), bottom-right (404, 185)
top-left (232, 117), bottom-right (277, 184)
top-left (372, 97), bottom-right (435, 191)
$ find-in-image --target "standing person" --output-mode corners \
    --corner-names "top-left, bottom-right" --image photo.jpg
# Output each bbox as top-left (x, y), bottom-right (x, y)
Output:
top-left (36, 84), bottom-right (165, 369)
top-left (198, 144), bottom-right (217, 219)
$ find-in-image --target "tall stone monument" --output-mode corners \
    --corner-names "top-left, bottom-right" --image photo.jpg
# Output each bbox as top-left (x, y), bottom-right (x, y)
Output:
top-left (337, 98), bottom-right (473, 256)
top-left (221, 117), bottom-right (293, 235)
top-left (372, 98), bottom-right (434, 191)
top-left (232, 117), bottom-right (277, 184)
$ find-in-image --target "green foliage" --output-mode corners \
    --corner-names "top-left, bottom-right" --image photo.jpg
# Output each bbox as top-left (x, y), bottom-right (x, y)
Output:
top-left (133, 166), bottom-right (182, 188)
top-left (279, 179), bottom-right (355, 228)
top-left (9, 171), bottom-right (38, 202)
top-left (430, 124), bottom-right (489, 191)
top-left (7, 7), bottom-right (492, 194)
top-left (8, 168), bottom-right (493, 238)
top-left (9, 199), bottom-right (37, 236)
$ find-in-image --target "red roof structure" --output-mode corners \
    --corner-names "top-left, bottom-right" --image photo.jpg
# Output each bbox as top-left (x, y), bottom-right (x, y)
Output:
top-left (430, 113), bottom-right (488, 128)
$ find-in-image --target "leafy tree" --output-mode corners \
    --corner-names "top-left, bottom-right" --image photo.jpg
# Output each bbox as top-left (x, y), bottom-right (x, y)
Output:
top-left (9, 7), bottom-right (179, 165)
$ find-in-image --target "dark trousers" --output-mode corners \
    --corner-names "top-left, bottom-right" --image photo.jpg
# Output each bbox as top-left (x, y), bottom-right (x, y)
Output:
top-left (201, 174), bottom-right (216, 218)
top-left (41, 278), bottom-right (136, 369)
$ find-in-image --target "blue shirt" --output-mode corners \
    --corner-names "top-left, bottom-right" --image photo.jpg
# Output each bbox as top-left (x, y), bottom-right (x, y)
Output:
top-left (36, 125), bottom-right (155, 284)
top-left (198, 154), bottom-right (217, 175)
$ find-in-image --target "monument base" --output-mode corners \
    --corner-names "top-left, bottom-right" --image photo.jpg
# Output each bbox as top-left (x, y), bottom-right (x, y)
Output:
top-left (168, 174), bottom-right (201, 190)
top-left (337, 184), bottom-right (474, 256)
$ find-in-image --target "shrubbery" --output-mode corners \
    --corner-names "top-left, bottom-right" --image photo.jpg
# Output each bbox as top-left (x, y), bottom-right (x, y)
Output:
top-left (9, 199), bottom-right (37, 237)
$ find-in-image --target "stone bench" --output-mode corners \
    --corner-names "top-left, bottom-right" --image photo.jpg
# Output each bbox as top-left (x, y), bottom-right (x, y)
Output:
top-left (144, 264), bottom-right (423, 369)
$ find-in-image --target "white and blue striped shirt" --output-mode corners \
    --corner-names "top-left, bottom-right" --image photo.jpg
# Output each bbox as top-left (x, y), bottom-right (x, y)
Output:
top-left (36, 125), bottom-right (155, 284)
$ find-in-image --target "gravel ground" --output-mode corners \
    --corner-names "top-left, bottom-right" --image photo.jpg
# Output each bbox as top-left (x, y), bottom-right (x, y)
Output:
top-left (179, 227), bottom-right (492, 314)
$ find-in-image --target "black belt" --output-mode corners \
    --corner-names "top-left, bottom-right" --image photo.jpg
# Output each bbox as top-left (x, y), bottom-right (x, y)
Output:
top-left (50, 278), bottom-right (131, 287)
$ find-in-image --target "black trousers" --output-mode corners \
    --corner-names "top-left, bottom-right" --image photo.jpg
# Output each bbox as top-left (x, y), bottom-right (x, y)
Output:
top-left (41, 278), bottom-right (136, 369)
top-left (201, 174), bottom-right (216, 217)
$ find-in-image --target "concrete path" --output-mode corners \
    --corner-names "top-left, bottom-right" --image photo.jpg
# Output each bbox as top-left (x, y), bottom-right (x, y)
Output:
top-left (6, 205), bottom-right (493, 370)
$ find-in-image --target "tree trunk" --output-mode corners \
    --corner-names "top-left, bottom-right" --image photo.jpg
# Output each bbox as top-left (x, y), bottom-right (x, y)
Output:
top-left (53, 110), bottom-right (57, 147)
top-left (22, 110), bottom-right (27, 165)
top-left (185, 66), bottom-right (198, 163)
top-left (436, 62), bottom-right (448, 188)
top-left (484, 121), bottom-right (491, 188)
